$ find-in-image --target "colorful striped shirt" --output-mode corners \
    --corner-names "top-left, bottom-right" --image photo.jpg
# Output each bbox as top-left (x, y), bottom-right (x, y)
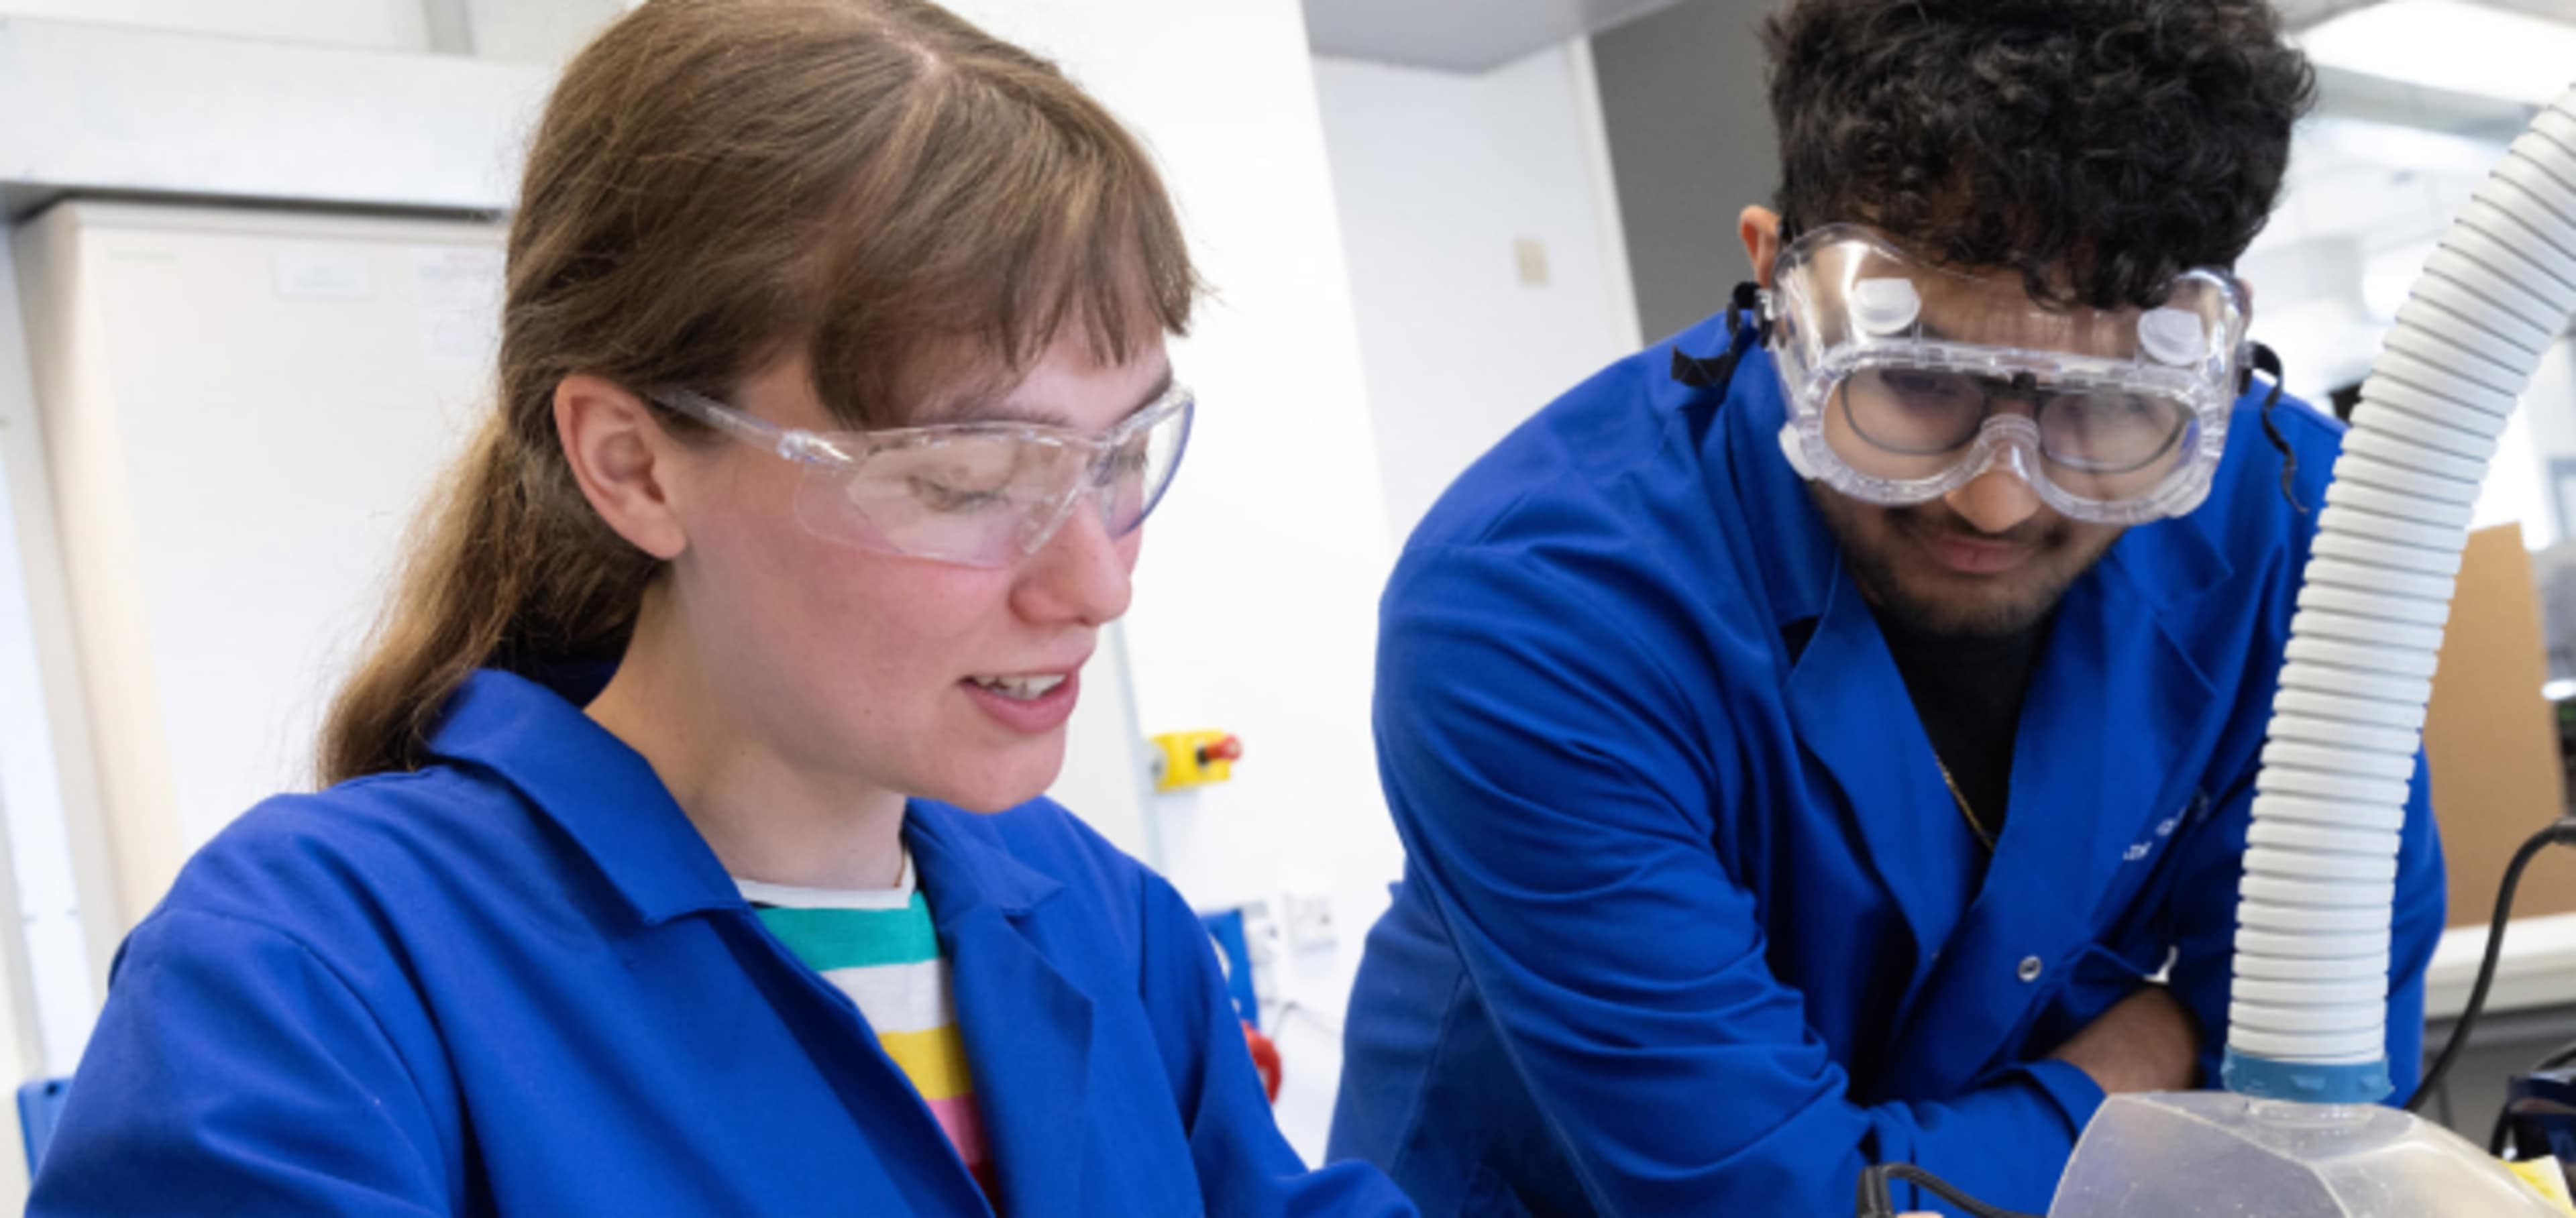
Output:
top-left (739, 855), bottom-right (998, 1205)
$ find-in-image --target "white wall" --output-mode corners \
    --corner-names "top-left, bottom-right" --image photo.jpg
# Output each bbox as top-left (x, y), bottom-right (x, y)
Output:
top-left (0, 0), bottom-right (430, 50)
top-left (0, 0), bottom-right (627, 62)
top-left (929, 3), bottom-right (1406, 1157)
top-left (0, 226), bottom-right (106, 1085)
top-left (466, 0), bottom-right (629, 64)
top-left (1313, 45), bottom-right (1642, 539)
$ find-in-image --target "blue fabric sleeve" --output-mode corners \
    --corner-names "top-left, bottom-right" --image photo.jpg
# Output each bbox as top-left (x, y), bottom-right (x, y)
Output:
top-left (29, 909), bottom-right (451, 1216)
top-left (1138, 874), bottom-right (1418, 1217)
top-left (1375, 546), bottom-right (2105, 1215)
top-left (2383, 754), bottom-right (2447, 1098)
top-left (2164, 753), bottom-right (2447, 1099)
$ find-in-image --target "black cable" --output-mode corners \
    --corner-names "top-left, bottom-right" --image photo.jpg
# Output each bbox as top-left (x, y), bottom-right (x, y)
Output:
top-left (1855, 1162), bottom-right (2043, 1218)
top-left (2538, 1038), bottom-right (2576, 1073)
top-left (2408, 817), bottom-right (2576, 1113)
top-left (2247, 343), bottom-right (2307, 513)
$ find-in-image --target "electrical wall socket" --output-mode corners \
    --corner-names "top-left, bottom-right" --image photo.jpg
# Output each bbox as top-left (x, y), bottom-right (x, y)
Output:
top-left (1282, 891), bottom-right (1337, 952)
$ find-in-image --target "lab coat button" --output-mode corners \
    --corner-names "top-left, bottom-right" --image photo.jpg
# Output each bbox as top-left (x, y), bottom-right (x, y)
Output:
top-left (2017, 956), bottom-right (2043, 983)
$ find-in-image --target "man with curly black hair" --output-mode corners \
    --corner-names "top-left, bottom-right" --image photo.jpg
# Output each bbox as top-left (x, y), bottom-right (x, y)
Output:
top-left (1329, 1), bottom-right (2447, 1213)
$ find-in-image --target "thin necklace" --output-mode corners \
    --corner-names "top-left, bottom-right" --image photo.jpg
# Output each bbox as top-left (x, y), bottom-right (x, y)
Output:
top-left (1934, 758), bottom-right (1998, 852)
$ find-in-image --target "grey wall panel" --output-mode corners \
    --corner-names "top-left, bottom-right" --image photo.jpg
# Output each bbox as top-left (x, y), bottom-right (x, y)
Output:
top-left (1589, 0), bottom-right (1780, 343)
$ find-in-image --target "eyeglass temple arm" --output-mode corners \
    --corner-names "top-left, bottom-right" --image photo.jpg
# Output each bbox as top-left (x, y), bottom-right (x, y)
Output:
top-left (649, 388), bottom-right (839, 464)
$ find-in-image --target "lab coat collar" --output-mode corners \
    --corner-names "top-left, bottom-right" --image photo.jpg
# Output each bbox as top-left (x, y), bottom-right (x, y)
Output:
top-left (425, 669), bottom-right (1074, 931)
top-left (435, 671), bottom-right (1099, 1210)
top-left (1699, 343), bottom-right (1844, 636)
top-left (427, 667), bottom-right (741, 927)
top-left (1713, 347), bottom-right (1971, 975)
top-left (903, 801), bottom-right (1068, 918)
top-left (906, 804), bottom-right (1090, 1213)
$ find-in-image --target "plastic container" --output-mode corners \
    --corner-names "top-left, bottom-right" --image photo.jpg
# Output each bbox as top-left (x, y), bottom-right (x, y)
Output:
top-left (2049, 1092), bottom-right (2566, 1216)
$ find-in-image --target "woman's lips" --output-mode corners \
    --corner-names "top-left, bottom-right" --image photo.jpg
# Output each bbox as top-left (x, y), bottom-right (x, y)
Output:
top-left (959, 670), bottom-right (1082, 734)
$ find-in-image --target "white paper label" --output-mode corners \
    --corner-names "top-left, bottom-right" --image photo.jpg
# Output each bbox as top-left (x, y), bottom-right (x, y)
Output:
top-left (272, 248), bottom-right (374, 300)
top-left (411, 245), bottom-right (505, 368)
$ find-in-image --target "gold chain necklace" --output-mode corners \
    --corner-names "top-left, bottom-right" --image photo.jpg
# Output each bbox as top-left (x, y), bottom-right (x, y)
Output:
top-left (1934, 758), bottom-right (1998, 852)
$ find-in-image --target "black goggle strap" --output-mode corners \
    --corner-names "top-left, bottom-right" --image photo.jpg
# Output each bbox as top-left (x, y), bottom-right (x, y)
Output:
top-left (1674, 281), bottom-right (1772, 447)
top-left (2242, 341), bottom-right (2306, 514)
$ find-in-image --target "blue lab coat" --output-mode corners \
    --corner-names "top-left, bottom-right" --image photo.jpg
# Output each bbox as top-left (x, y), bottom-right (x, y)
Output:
top-left (1328, 318), bottom-right (2448, 1216)
top-left (32, 667), bottom-right (1413, 1217)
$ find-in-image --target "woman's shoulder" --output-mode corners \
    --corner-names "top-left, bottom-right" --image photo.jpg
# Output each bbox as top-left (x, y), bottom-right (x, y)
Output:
top-left (150, 764), bottom-right (560, 955)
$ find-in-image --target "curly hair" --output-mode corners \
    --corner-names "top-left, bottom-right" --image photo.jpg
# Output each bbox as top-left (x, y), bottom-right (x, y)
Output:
top-left (1762, 0), bottom-right (2315, 309)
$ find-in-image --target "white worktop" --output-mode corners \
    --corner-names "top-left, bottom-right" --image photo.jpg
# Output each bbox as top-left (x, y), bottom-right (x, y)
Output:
top-left (2426, 912), bottom-right (2576, 1020)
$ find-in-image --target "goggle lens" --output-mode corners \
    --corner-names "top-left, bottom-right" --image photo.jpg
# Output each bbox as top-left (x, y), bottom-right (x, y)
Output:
top-left (1827, 368), bottom-right (2196, 502)
top-left (790, 394), bottom-right (1195, 568)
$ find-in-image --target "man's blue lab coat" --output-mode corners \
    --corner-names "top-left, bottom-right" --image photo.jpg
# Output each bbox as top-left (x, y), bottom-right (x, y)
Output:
top-left (1328, 319), bottom-right (2447, 1215)
top-left (32, 669), bottom-right (1413, 1216)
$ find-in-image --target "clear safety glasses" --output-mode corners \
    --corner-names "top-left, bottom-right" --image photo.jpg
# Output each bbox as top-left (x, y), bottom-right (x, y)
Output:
top-left (649, 382), bottom-right (1195, 569)
top-left (1767, 224), bottom-right (2251, 524)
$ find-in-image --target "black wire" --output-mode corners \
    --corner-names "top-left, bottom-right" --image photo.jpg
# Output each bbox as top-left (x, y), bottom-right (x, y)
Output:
top-left (2408, 817), bottom-right (2576, 1113)
top-left (2248, 343), bottom-right (2308, 514)
top-left (1855, 1162), bottom-right (2044, 1218)
top-left (2539, 1038), bottom-right (2576, 1073)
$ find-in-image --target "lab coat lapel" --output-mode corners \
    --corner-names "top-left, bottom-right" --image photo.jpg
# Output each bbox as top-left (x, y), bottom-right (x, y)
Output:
top-left (1783, 561), bottom-right (1976, 993)
top-left (1880, 557), bottom-right (2218, 1097)
top-left (1731, 349), bottom-right (1970, 981)
top-left (2025, 561), bottom-right (2220, 913)
top-left (908, 814), bottom-right (1094, 1217)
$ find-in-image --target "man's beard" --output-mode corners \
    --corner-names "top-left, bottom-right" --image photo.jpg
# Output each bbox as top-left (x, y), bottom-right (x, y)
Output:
top-left (1809, 487), bottom-right (2125, 638)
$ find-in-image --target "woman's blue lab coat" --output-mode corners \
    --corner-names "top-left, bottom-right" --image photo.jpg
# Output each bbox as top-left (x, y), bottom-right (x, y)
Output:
top-left (32, 668), bottom-right (1411, 1217)
top-left (1328, 319), bottom-right (2447, 1216)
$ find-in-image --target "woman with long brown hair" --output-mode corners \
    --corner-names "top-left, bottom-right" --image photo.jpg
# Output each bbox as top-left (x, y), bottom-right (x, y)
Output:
top-left (27, 1), bottom-right (1411, 1213)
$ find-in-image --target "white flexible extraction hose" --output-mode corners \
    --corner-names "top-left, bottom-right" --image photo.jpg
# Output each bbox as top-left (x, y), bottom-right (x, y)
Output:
top-left (2224, 86), bottom-right (2576, 1103)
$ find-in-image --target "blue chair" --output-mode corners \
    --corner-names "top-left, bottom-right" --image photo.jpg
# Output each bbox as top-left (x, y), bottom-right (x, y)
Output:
top-left (17, 1076), bottom-right (68, 1174)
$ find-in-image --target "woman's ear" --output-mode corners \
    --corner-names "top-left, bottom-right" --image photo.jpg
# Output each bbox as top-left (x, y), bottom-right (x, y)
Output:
top-left (1739, 205), bottom-right (1783, 290)
top-left (554, 374), bottom-right (691, 561)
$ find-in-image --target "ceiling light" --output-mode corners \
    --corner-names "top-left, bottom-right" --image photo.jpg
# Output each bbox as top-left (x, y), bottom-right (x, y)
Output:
top-left (2297, 0), bottom-right (2576, 108)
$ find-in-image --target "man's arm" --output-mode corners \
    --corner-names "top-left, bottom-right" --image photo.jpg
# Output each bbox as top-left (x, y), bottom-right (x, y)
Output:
top-left (2051, 984), bottom-right (2200, 1094)
top-left (1375, 547), bottom-right (2109, 1216)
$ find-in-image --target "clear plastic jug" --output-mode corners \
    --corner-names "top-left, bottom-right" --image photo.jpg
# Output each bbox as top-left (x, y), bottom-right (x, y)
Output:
top-left (2049, 1091), bottom-right (2565, 1216)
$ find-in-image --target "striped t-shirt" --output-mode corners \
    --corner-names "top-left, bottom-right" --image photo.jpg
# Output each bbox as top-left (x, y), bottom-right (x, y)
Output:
top-left (739, 856), bottom-right (998, 1204)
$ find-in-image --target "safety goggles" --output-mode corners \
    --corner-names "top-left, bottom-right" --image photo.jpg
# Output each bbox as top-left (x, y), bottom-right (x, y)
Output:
top-left (1766, 225), bottom-right (2251, 524)
top-left (648, 382), bottom-right (1195, 569)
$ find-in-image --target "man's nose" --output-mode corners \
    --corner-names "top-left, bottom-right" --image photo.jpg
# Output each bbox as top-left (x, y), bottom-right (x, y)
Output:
top-left (1945, 467), bottom-right (2043, 534)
